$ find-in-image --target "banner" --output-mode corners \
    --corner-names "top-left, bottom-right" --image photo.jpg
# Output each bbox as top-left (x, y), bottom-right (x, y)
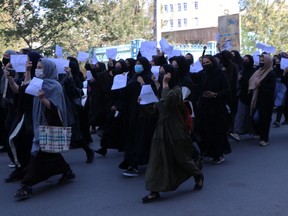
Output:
top-left (218, 14), bottom-right (240, 51)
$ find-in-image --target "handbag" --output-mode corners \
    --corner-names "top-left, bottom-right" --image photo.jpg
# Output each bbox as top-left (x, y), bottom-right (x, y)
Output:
top-left (38, 111), bottom-right (72, 153)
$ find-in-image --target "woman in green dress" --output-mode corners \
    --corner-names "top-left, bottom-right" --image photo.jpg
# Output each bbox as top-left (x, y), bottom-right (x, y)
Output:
top-left (142, 64), bottom-right (204, 203)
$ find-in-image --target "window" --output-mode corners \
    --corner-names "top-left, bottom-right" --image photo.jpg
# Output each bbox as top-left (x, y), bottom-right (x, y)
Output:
top-left (195, 17), bottom-right (198, 26)
top-left (164, 20), bottom-right (168, 28)
top-left (184, 18), bottom-right (187, 27)
top-left (164, 4), bottom-right (168, 12)
top-left (183, 3), bottom-right (187, 11)
top-left (178, 19), bottom-right (181, 27)
top-left (170, 19), bottom-right (174, 28)
top-left (178, 3), bottom-right (181, 11)
top-left (170, 4), bottom-right (173, 12)
top-left (195, 1), bottom-right (198, 10)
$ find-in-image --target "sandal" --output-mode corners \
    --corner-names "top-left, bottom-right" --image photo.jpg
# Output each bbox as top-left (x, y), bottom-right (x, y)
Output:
top-left (142, 192), bottom-right (160, 203)
top-left (14, 186), bottom-right (32, 200)
top-left (194, 174), bottom-right (204, 191)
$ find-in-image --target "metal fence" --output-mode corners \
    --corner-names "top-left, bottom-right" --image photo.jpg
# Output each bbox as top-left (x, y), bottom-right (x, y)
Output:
top-left (91, 39), bottom-right (217, 62)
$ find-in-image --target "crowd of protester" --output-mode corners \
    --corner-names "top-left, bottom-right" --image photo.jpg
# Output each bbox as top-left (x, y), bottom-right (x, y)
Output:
top-left (0, 46), bottom-right (287, 202)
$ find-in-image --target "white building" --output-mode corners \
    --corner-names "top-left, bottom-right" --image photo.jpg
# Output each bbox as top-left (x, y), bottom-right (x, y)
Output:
top-left (161, 0), bottom-right (240, 32)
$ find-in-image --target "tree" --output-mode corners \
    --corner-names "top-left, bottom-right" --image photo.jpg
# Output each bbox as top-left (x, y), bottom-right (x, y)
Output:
top-left (0, 0), bottom-right (88, 55)
top-left (0, 0), bottom-right (154, 57)
top-left (0, 12), bottom-right (25, 55)
top-left (241, 0), bottom-right (288, 54)
top-left (55, 0), bottom-right (153, 56)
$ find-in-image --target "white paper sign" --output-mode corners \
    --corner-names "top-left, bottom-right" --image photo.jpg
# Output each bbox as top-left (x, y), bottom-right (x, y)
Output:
top-left (253, 51), bottom-right (260, 65)
top-left (90, 52), bottom-right (99, 64)
top-left (25, 77), bottom-right (43, 96)
top-left (159, 38), bottom-right (173, 54)
top-left (77, 51), bottom-right (89, 62)
top-left (280, 58), bottom-right (288, 70)
top-left (86, 70), bottom-right (93, 80)
top-left (189, 60), bottom-right (203, 73)
top-left (167, 50), bottom-right (182, 58)
top-left (106, 48), bottom-right (117, 60)
top-left (140, 41), bottom-right (157, 61)
top-left (55, 45), bottom-right (63, 58)
top-left (111, 72), bottom-right (128, 90)
top-left (151, 66), bottom-right (160, 80)
top-left (256, 42), bottom-right (276, 54)
top-left (10, 55), bottom-right (28, 73)
top-left (182, 86), bottom-right (191, 100)
top-left (48, 58), bottom-right (69, 74)
top-left (139, 84), bottom-right (159, 105)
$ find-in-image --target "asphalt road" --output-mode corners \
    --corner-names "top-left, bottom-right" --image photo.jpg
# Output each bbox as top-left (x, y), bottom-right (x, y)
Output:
top-left (1, 121), bottom-right (288, 216)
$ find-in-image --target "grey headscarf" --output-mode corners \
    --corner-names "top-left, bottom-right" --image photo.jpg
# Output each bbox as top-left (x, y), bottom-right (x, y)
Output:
top-left (32, 58), bottom-right (68, 151)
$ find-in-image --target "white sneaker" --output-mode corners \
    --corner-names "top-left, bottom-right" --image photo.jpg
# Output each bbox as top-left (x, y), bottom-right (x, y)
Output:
top-left (259, 140), bottom-right (269, 147)
top-left (8, 162), bottom-right (16, 168)
top-left (229, 133), bottom-right (240, 141)
top-left (122, 167), bottom-right (139, 177)
top-left (252, 135), bottom-right (260, 139)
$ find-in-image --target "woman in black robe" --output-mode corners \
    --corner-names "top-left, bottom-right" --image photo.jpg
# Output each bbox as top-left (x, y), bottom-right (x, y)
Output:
top-left (195, 55), bottom-right (231, 164)
top-left (62, 60), bottom-right (94, 163)
top-left (84, 61), bottom-right (107, 134)
top-left (120, 57), bottom-right (157, 177)
top-left (230, 54), bottom-right (255, 140)
top-left (5, 52), bottom-right (42, 182)
top-left (95, 60), bottom-right (128, 156)
top-left (219, 51), bottom-right (239, 133)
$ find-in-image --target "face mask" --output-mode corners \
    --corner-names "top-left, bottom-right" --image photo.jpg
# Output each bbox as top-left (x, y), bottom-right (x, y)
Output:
top-left (108, 65), bottom-right (114, 72)
top-left (203, 63), bottom-right (213, 70)
top-left (2, 58), bottom-right (9, 66)
top-left (113, 67), bottom-right (122, 76)
top-left (35, 69), bottom-right (44, 78)
top-left (274, 64), bottom-right (280, 70)
top-left (243, 61), bottom-right (250, 68)
top-left (134, 65), bottom-right (144, 74)
top-left (84, 63), bottom-right (92, 71)
top-left (186, 59), bottom-right (193, 65)
top-left (259, 63), bottom-right (265, 68)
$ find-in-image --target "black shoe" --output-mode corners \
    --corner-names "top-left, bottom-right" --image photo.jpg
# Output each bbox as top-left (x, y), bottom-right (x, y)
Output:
top-left (86, 148), bottom-right (95, 163)
top-left (273, 121), bottom-right (281, 128)
top-left (194, 174), bottom-right (204, 190)
top-left (14, 185), bottom-right (32, 200)
top-left (5, 169), bottom-right (24, 183)
top-left (118, 161), bottom-right (129, 170)
top-left (142, 192), bottom-right (160, 203)
top-left (122, 167), bottom-right (139, 177)
top-left (194, 158), bottom-right (203, 170)
top-left (58, 170), bottom-right (75, 185)
top-left (211, 156), bottom-right (225, 164)
top-left (0, 146), bottom-right (7, 152)
top-left (95, 148), bottom-right (107, 156)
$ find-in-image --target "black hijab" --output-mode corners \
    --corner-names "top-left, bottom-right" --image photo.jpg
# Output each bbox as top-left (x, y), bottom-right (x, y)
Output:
top-left (174, 56), bottom-right (190, 78)
top-left (69, 61), bottom-right (83, 89)
top-left (28, 52), bottom-right (42, 77)
top-left (162, 64), bottom-right (178, 89)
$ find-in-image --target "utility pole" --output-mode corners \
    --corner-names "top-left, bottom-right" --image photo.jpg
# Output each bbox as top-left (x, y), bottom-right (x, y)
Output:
top-left (153, 0), bottom-right (161, 43)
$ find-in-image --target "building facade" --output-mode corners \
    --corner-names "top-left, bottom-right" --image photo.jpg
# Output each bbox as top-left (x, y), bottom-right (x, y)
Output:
top-left (160, 0), bottom-right (239, 43)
